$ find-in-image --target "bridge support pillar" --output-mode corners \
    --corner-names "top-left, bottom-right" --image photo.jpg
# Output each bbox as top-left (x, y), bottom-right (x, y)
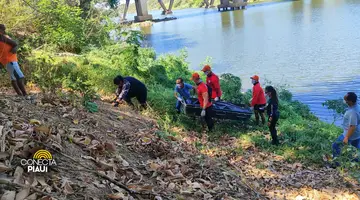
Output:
top-left (134, 0), bottom-right (153, 22)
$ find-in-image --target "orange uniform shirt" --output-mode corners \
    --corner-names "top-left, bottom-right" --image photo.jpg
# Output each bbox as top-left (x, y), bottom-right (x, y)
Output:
top-left (251, 83), bottom-right (267, 106)
top-left (197, 82), bottom-right (212, 108)
top-left (0, 35), bottom-right (18, 66)
top-left (206, 73), bottom-right (222, 99)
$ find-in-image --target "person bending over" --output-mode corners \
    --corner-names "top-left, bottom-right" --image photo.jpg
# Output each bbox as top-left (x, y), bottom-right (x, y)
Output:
top-left (113, 75), bottom-right (147, 110)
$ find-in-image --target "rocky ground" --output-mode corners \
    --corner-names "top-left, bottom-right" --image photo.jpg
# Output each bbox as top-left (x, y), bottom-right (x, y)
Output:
top-left (0, 89), bottom-right (359, 200)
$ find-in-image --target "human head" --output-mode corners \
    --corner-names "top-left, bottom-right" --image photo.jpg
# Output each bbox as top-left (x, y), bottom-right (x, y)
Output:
top-left (265, 86), bottom-right (278, 102)
top-left (0, 24), bottom-right (5, 35)
top-left (176, 77), bottom-right (184, 88)
top-left (190, 73), bottom-right (201, 84)
top-left (344, 92), bottom-right (357, 106)
top-left (113, 75), bottom-right (124, 86)
top-left (201, 65), bottom-right (212, 76)
top-left (250, 75), bottom-right (259, 85)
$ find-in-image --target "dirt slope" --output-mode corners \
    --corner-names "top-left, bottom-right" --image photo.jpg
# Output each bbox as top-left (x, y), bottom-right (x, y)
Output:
top-left (0, 91), bottom-right (359, 200)
top-left (0, 92), bottom-right (257, 200)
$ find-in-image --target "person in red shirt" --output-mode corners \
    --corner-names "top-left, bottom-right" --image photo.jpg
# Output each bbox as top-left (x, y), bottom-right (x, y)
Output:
top-left (250, 75), bottom-right (267, 125)
top-left (0, 24), bottom-right (27, 97)
top-left (191, 72), bottom-right (214, 132)
top-left (201, 65), bottom-right (222, 101)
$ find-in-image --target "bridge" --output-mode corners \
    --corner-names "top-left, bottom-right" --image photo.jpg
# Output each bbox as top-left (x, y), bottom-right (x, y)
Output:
top-left (124, 0), bottom-right (247, 22)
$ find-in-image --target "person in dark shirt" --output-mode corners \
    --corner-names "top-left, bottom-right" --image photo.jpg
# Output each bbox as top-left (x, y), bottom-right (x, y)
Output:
top-left (265, 86), bottom-right (280, 145)
top-left (113, 75), bottom-right (147, 110)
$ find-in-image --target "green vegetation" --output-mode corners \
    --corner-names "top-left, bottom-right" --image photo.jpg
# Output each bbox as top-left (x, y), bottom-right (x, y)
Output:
top-left (1, 0), bottom-right (359, 180)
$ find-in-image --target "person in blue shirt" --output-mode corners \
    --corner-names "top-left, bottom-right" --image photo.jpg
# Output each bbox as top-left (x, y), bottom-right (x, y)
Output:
top-left (332, 92), bottom-right (360, 160)
top-left (174, 77), bottom-right (194, 113)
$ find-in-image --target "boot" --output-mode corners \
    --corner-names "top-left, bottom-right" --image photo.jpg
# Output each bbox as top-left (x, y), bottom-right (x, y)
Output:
top-left (11, 80), bottom-right (22, 96)
top-left (16, 78), bottom-right (27, 96)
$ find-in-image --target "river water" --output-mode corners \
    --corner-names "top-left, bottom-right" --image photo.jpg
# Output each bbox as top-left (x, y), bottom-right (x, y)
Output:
top-left (131, 0), bottom-right (360, 124)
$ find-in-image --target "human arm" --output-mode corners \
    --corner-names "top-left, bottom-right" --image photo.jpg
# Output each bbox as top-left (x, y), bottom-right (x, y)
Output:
top-left (202, 92), bottom-right (209, 110)
top-left (251, 87), bottom-right (257, 107)
top-left (0, 35), bottom-right (18, 53)
top-left (213, 75), bottom-right (222, 99)
top-left (117, 81), bottom-right (131, 101)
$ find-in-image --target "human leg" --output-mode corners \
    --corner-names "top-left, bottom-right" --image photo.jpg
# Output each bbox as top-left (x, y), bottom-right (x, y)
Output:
top-left (6, 62), bottom-right (23, 95)
top-left (136, 88), bottom-right (147, 110)
top-left (332, 135), bottom-right (345, 158)
top-left (254, 109), bottom-right (260, 125)
top-left (204, 106), bottom-right (214, 131)
top-left (269, 117), bottom-right (279, 145)
top-left (176, 100), bottom-right (182, 113)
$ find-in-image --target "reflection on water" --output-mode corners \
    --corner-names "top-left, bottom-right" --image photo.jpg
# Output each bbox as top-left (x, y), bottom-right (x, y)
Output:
top-left (138, 0), bottom-right (360, 124)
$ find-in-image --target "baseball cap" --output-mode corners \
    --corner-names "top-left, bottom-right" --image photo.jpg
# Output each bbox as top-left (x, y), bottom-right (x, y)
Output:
top-left (190, 72), bottom-right (200, 80)
top-left (201, 65), bottom-right (211, 72)
top-left (250, 75), bottom-right (259, 81)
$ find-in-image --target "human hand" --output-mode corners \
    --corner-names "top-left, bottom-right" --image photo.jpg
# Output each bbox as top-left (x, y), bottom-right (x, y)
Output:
top-left (343, 136), bottom-right (349, 145)
top-left (201, 109), bottom-right (206, 117)
top-left (214, 97), bottom-right (219, 101)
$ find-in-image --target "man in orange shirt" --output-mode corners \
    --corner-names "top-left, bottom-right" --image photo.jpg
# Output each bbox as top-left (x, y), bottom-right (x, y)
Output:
top-left (250, 75), bottom-right (267, 125)
top-left (191, 72), bottom-right (214, 132)
top-left (201, 65), bottom-right (222, 102)
top-left (0, 24), bottom-right (27, 96)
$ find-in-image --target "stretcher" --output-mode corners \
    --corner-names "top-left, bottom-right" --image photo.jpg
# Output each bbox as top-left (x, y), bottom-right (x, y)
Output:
top-left (182, 98), bottom-right (253, 121)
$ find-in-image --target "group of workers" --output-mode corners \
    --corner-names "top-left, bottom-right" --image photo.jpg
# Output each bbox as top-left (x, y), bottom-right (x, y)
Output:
top-left (1, 22), bottom-right (358, 160)
top-left (112, 65), bottom-right (280, 145)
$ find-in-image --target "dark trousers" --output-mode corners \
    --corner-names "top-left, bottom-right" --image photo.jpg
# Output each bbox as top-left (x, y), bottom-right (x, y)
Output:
top-left (124, 89), bottom-right (147, 109)
top-left (332, 135), bottom-right (360, 159)
top-left (204, 105), bottom-right (214, 131)
top-left (269, 116), bottom-right (279, 145)
top-left (254, 104), bottom-right (266, 125)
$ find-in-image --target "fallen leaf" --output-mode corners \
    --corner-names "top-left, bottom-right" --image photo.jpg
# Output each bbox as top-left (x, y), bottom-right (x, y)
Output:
top-left (141, 137), bottom-right (151, 145)
top-left (24, 193), bottom-right (37, 200)
top-left (63, 182), bottom-right (74, 195)
top-left (0, 162), bottom-right (12, 172)
top-left (106, 171), bottom-right (117, 180)
top-left (104, 142), bottom-right (116, 152)
top-left (192, 182), bottom-right (202, 189)
top-left (167, 135), bottom-right (177, 141)
top-left (29, 119), bottom-right (41, 125)
top-left (73, 119), bottom-right (79, 125)
top-left (0, 152), bottom-right (10, 160)
top-left (1, 190), bottom-right (16, 200)
top-left (36, 176), bottom-right (48, 186)
top-left (13, 166), bottom-right (24, 184)
top-left (168, 182), bottom-right (176, 190)
top-left (15, 188), bottom-right (30, 200)
top-left (34, 126), bottom-right (50, 134)
top-left (149, 163), bottom-right (160, 171)
top-left (108, 192), bottom-right (125, 199)
top-left (117, 116), bottom-right (124, 120)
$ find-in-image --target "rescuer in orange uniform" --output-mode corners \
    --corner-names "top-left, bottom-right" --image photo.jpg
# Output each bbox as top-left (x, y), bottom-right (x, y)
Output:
top-left (250, 75), bottom-right (267, 125)
top-left (191, 72), bottom-right (214, 132)
top-left (0, 24), bottom-right (27, 96)
top-left (201, 65), bottom-right (222, 102)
